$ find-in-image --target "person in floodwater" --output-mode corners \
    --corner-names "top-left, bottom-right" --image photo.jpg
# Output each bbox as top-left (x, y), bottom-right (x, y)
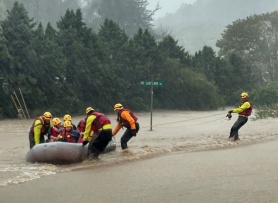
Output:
top-left (47, 118), bottom-right (62, 142)
top-left (227, 92), bottom-right (252, 141)
top-left (112, 103), bottom-right (139, 150)
top-left (82, 107), bottom-right (113, 160)
top-left (77, 115), bottom-right (88, 143)
top-left (57, 121), bottom-right (80, 143)
top-left (63, 114), bottom-right (77, 130)
top-left (29, 112), bottom-right (52, 149)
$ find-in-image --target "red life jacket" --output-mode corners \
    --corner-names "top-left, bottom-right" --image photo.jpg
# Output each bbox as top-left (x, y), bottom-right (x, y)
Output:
top-left (118, 109), bottom-right (138, 128)
top-left (90, 112), bottom-right (111, 133)
top-left (239, 101), bottom-right (252, 116)
top-left (30, 116), bottom-right (51, 134)
top-left (50, 126), bottom-right (61, 137)
top-left (77, 118), bottom-right (87, 133)
top-left (60, 129), bottom-right (78, 143)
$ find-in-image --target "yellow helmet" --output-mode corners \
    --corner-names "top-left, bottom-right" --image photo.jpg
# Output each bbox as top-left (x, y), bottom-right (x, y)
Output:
top-left (63, 120), bottom-right (72, 128)
top-left (43, 112), bottom-right (52, 118)
top-left (114, 103), bottom-right (123, 111)
top-left (52, 118), bottom-right (61, 126)
top-left (241, 92), bottom-right (249, 99)
top-left (86, 107), bottom-right (94, 114)
top-left (63, 114), bottom-right (72, 121)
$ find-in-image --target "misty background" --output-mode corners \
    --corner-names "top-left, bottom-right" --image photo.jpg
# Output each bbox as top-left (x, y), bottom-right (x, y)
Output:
top-left (151, 0), bottom-right (278, 53)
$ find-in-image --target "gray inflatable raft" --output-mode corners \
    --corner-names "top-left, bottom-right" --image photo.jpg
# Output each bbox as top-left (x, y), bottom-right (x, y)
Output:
top-left (26, 137), bottom-right (116, 164)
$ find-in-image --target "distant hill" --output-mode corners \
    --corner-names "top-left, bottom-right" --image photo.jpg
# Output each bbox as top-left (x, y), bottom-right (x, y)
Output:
top-left (154, 0), bottom-right (278, 54)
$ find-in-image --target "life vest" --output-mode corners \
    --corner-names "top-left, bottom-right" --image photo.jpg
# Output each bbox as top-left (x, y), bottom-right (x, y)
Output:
top-left (90, 112), bottom-right (111, 133)
top-left (30, 116), bottom-right (51, 134)
top-left (77, 118), bottom-right (87, 133)
top-left (117, 109), bottom-right (138, 128)
top-left (239, 101), bottom-right (252, 116)
top-left (50, 126), bottom-right (61, 137)
top-left (59, 129), bottom-right (79, 143)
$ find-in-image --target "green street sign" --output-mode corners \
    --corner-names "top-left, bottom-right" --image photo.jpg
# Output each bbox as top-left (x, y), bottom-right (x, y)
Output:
top-left (140, 81), bottom-right (164, 86)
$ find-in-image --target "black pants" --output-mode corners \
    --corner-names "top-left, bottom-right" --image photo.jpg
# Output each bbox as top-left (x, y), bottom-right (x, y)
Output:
top-left (229, 116), bottom-right (248, 140)
top-left (29, 132), bottom-right (45, 149)
top-left (121, 123), bottom-right (140, 150)
top-left (88, 130), bottom-right (113, 154)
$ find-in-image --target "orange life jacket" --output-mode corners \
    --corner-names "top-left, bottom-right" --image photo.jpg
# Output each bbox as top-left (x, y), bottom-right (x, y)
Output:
top-left (117, 109), bottom-right (138, 128)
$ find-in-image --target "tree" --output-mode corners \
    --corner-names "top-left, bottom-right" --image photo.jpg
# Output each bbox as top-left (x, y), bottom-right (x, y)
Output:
top-left (57, 8), bottom-right (109, 111)
top-left (158, 35), bottom-right (191, 66)
top-left (84, 0), bottom-right (157, 36)
top-left (0, 36), bottom-right (15, 118)
top-left (0, 2), bottom-right (46, 114)
top-left (216, 11), bottom-right (278, 85)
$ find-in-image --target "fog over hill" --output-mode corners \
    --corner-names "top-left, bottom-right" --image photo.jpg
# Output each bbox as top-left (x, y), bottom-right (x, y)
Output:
top-left (154, 0), bottom-right (278, 54)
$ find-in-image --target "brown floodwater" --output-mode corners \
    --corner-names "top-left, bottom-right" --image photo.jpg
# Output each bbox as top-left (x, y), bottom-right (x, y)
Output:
top-left (0, 110), bottom-right (277, 188)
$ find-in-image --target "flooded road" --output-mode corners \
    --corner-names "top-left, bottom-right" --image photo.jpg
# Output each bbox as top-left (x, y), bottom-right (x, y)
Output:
top-left (0, 110), bottom-right (277, 188)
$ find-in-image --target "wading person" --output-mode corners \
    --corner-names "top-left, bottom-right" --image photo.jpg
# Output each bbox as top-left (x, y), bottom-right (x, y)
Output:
top-left (112, 103), bottom-right (139, 150)
top-left (77, 116), bottom-right (87, 143)
top-left (29, 112), bottom-right (52, 149)
top-left (83, 107), bottom-right (113, 160)
top-left (227, 92), bottom-right (252, 141)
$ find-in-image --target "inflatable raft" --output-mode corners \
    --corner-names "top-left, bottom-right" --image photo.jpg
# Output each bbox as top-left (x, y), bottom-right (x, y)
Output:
top-left (26, 137), bottom-right (116, 164)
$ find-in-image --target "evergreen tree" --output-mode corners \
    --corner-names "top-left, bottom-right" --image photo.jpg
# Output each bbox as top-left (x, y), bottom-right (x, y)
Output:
top-left (0, 2), bottom-right (44, 115)
top-left (84, 0), bottom-right (157, 36)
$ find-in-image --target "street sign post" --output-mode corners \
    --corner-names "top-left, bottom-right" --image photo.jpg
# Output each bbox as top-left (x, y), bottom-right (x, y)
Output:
top-left (140, 78), bottom-right (165, 131)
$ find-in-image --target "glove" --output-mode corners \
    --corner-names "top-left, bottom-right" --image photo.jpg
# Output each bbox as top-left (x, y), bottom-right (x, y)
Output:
top-left (226, 113), bottom-right (232, 119)
top-left (228, 110), bottom-right (233, 114)
top-left (131, 129), bottom-right (137, 137)
top-left (82, 141), bottom-right (89, 146)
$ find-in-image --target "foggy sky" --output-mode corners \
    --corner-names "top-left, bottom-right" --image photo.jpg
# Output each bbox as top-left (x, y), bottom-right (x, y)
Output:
top-left (148, 0), bottom-right (197, 19)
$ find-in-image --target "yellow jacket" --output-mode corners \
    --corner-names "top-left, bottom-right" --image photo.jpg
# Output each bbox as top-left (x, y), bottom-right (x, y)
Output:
top-left (34, 119), bottom-right (43, 144)
top-left (232, 101), bottom-right (251, 114)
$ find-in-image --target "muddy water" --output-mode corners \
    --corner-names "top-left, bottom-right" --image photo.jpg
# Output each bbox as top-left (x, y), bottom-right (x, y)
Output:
top-left (0, 110), bottom-right (277, 187)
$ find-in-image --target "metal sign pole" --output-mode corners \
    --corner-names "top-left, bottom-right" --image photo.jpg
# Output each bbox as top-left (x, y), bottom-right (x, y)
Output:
top-left (140, 79), bottom-right (164, 131)
top-left (150, 75), bottom-right (153, 131)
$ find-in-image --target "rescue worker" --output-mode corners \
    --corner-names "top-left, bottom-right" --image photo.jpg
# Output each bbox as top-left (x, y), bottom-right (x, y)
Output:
top-left (112, 103), bottom-right (139, 150)
top-left (82, 107), bottom-right (113, 160)
top-left (57, 120), bottom-right (80, 143)
top-left (77, 116), bottom-right (87, 143)
top-left (29, 112), bottom-right (52, 149)
top-left (63, 114), bottom-right (77, 130)
top-left (47, 118), bottom-right (62, 142)
top-left (227, 92), bottom-right (252, 141)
